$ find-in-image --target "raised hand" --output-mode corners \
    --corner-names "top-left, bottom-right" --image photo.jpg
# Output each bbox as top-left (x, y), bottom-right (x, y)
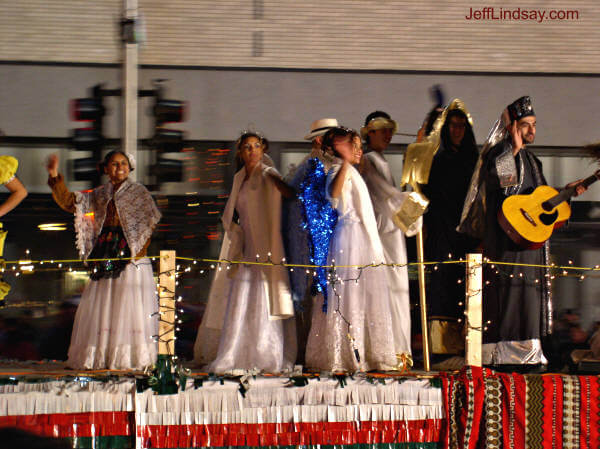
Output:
top-left (46, 154), bottom-right (59, 177)
top-left (508, 119), bottom-right (523, 155)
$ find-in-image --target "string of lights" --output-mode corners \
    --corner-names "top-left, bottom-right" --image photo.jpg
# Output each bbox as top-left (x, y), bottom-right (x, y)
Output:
top-left (2, 251), bottom-right (599, 273)
top-left (4, 250), bottom-right (598, 343)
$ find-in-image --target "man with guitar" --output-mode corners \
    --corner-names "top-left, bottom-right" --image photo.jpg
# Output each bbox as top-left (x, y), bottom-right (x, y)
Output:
top-left (458, 96), bottom-right (586, 371)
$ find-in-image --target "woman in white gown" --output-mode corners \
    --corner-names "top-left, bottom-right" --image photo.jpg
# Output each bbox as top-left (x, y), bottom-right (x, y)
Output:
top-left (194, 132), bottom-right (297, 373)
top-left (305, 127), bottom-right (400, 372)
top-left (47, 151), bottom-right (160, 370)
top-left (360, 114), bottom-right (419, 369)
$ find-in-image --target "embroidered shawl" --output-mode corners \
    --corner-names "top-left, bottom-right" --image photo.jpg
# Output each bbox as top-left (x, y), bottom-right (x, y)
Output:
top-left (74, 179), bottom-right (161, 260)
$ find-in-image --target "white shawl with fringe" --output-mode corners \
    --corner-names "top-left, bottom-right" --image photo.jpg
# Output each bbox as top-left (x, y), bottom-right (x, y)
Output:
top-left (74, 179), bottom-right (161, 260)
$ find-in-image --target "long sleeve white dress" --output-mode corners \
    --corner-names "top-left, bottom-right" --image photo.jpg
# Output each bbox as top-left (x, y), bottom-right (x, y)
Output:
top-left (362, 151), bottom-right (415, 365)
top-left (305, 163), bottom-right (399, 372)
top-left (194, 163), bottom-right (296, 374)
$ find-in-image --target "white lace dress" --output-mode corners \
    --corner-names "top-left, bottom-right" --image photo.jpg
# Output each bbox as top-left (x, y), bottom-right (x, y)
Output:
top-left (48, 175), bottom-right (160, 371)
top-left (67, 259), bottom-right (158, 370)
top-left (305, 164), bottom-right (399, 372)
top-left (207, 179), bottom-right (297, 374)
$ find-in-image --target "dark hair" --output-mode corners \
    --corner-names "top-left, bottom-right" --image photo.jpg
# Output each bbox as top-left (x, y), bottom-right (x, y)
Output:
top-left (234, 132), bottom-right (269, 169)
top-left (440, 109), bottom-right (476, 153)
top-left (363, 110), bottom-right (391, 144)
top-left (99, 150), bottom-right (134, 172)
top-left (423, 106), bottom-right (444, 137)
top-left (321, 126), bottom-right (360, 158)
top-left (235, 132), bottom-right (269, 152)
top-left (364, 110), bottom-right (391, 126)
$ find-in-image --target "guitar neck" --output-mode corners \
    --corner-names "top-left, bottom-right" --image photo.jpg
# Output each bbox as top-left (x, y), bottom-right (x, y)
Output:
top-left (546, 171), bottom-right (600, 209)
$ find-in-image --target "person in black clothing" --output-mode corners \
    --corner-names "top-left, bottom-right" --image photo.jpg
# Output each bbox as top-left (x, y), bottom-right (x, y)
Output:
top-left (421, 102), bottom-right (479, 357)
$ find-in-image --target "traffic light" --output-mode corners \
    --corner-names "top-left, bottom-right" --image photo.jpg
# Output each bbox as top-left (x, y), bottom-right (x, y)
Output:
top-left (149, 156), bottom-right (184, 183)
top-left (151, 93), bottom-right (187, 183)
top-left (154, 98), bottom-right (185, 152)
top-left (69, 85), bottom-right (105, 182)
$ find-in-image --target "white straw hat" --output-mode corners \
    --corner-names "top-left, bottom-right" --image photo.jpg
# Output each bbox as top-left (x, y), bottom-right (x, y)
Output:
top-left (304, 118), bottom-right (339, 140)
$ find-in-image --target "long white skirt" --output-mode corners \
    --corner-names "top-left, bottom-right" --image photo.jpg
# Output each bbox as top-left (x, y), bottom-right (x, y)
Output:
top-left (305, 219), bottom-right (399, 372)
top-left (205, 265), bottom-right (297, 374)
top-left (67, 259), bottom-right (158, 370)
top-left (380, 229), bottom-right (412, 359)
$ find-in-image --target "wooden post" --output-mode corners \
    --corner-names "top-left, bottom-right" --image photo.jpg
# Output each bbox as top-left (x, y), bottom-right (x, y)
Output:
top-left (465, 253), bottom-right (483, 367)
top-left (122, 0), bottom-right (138, 180)
top-left (158, 250), bottom-right (176, 356)
top-left (416, 230), bottom-right (430, 371)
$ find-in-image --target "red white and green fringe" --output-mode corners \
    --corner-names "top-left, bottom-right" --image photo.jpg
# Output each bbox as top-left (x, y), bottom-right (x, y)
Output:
top-left (0, 376), bottom-right (443, 449)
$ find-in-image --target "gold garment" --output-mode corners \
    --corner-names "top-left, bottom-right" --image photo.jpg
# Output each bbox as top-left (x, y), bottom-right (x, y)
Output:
top-left (401, 99), bottom-right (473, 190)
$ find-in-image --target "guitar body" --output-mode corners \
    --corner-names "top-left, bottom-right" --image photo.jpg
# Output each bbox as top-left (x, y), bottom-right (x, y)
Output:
top-left (499, 185), bottom-right (571, 250)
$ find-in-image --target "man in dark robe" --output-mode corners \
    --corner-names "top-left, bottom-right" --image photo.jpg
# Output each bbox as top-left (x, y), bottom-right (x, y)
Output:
top-left (458, 96), bottom-right (587, 369)
top-left (421, 104), bottom-right (479, 358)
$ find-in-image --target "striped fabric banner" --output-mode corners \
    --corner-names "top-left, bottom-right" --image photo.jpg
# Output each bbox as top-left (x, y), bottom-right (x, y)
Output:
top-left (444, 368), bottom-right (600, 449)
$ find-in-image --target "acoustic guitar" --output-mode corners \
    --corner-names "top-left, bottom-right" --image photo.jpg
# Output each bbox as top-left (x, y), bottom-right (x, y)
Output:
top-left (498, 170), bottom-right (600, 249)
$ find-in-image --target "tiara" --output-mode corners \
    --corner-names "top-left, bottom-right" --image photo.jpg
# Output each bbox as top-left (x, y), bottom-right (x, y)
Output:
top-left (237, 124), bottom-right (265, 141)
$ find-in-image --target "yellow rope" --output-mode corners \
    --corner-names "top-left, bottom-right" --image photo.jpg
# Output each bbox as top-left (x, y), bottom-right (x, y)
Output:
top-left (0, 255), bottom-right (597, 272)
